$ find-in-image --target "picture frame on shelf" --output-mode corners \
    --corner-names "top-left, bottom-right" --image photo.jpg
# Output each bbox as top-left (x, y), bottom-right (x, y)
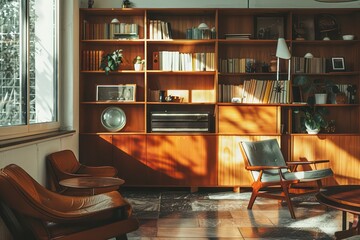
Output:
top-left (254, 15), bottom-right (286, 40)
top-left (292, 86), bottom-right (305, 104)
top-left (96, 84), bottom-right (136, 102)
top-left (331, 57), bottom-right (345, 71)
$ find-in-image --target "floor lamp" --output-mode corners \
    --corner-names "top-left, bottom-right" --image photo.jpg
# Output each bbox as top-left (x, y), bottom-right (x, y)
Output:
top-left (274, 38), bottom-right (291, 103)
top-left (276, 38), bottom-right (291, 81)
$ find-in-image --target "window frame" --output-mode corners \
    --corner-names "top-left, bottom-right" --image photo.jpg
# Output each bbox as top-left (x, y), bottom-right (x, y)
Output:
top-left (0, 0), bottom-right (60, 140)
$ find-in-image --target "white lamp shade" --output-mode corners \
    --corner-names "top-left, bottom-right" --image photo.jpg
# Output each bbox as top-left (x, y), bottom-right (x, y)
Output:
top-left (276, 38), bottom-right (291, 59)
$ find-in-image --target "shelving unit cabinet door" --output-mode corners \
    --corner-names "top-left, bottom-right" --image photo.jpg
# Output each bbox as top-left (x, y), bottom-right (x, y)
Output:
top-left (79, 135), bottom-right (114, 166)
top-left (112, 135), bottom-right (147, 185)
top-left (218, 135), bottom-right (280, 187)
top-left (146, 135), bottom-right (217, 186)
top-left (291, 135), bottom-right (360, 186)
top-left (218, 105), bottom-right (280, 134)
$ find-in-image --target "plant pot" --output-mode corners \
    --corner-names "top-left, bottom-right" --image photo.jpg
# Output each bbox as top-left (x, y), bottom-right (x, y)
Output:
top-left (306, 128), bottom-right (320, 134)
top-left (305, 121), bottom-right (320, 134)
top-left (134, 63), bottom-right (143, 71)
top-left (315, 93), bottom-right (327, 104)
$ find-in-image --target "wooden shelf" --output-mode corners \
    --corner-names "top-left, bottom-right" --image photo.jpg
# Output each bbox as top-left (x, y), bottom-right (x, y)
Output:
top-left (79, 8), bottom-right (360, 187)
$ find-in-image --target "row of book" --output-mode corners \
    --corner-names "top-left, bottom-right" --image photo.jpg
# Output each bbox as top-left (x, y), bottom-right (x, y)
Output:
top-left (185, 27), bottom-right (216, 40)
top-left (82, 21), bottom-right (139, 40)
top-left (219, 79), bottom-right (290, 104)
top-left (82, 50), bottom-right (104, 71)
top-left (292, 56), bottom-right (327, 74)
top-left (154, 51), bottom-right (215, 71)
top-left (149, 20), bottom-right (172, 40)
top-left (218, 58), bottom-right (257, 73)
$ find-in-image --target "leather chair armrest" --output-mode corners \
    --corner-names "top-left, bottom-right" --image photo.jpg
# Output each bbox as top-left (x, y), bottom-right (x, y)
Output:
top-left (77, 165), bottom-right (118, 177)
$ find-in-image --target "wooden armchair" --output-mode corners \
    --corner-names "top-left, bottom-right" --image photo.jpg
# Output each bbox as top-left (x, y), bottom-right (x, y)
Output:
top-left (239, 139), bottom-right (334, 219)
top-left (0, 164), bottom-right (138, 240)
top-left (47, 150), bottom-right (119, 195)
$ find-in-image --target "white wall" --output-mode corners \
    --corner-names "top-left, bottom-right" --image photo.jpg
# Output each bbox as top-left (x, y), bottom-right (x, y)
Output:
top-left (80, 0), bottom-right (360, 8)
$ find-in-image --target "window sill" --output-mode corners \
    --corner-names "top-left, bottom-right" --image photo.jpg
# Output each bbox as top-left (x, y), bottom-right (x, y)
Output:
top-left (0, 130), bottom-right (76, 150)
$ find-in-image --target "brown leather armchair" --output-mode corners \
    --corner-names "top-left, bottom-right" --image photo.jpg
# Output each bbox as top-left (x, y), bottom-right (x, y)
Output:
top-left (0, 164), bottom-right (138, 240)
top-left (47, 150), bottom-right (119, 195)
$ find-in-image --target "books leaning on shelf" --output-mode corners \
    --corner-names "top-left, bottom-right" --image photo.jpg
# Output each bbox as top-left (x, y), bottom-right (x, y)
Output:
top-left (82, 20), bottom-right (138, 40)
top-left (186, 27), bottom-right (215, 40)
top-left (149, 20), bottom-right (172, 40)
top-left (218, 79), bottom-right (290, 104)
top-left (82, 50), bottom-right (104, 71)
top-left (292, 56), bottom-right (327, 74)
top-left (153, 51), bottom-right (215, 71)
top-left (219, 58), bottom-right (256, 73)
top-left (224, 33), bottom-right (251, 40)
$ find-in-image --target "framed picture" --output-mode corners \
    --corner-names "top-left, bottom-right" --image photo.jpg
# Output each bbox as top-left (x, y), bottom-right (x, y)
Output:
top-left (254, 15), bottom-right (286, 39)
top-left (331, 57), bottom-right (345, 71)
top-left (96, 84), bottom-right (136, 102)
top-left (292, 86), bottom-right (304, 103)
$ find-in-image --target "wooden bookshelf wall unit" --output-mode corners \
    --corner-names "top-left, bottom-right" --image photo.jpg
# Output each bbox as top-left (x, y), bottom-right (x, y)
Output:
top-left (79, 8), bottom-right (360, 188)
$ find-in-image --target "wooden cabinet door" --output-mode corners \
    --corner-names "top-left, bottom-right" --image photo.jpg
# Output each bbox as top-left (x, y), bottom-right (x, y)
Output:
top-left (146, 135), bottom-right (217, 186)
top-left (112, 135), bottom-right (147, 185)
top-left (218, 135), bottom-right (280, 187)
top-left (292, 135), bottom-right (360, 186)
top-left (79, 134), bottom-right (113, 166)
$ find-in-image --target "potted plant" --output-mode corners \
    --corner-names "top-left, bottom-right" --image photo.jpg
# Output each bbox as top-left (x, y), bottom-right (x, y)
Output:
top-left (293, 76), bottom-right (334, 104)
top-left (302, 105), bottom-right (329, 134)
top-left (100, 49), bottom-right (123, 75)
top-left (133, 56), bottom-right (145, 71)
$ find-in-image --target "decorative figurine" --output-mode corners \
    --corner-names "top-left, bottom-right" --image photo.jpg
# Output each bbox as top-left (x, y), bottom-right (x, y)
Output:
top-left (122, 0), bottom-right (131, 8)
top-left (88, 0), bottom-right (94, 8)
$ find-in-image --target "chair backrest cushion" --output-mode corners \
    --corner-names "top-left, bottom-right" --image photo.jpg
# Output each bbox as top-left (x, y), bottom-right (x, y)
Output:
top-left (241, 139), bottom-right (288, 180)
top-left (0, 165), bottom-right (43, 218)
top-left (47, 150), bottom-right (80, 174)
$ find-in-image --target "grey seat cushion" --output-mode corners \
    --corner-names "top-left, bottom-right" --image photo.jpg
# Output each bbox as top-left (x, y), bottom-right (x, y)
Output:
top-left (260, 168), bottom-right (333, 183)
top-left (241, 139), bottom-right (333, 182)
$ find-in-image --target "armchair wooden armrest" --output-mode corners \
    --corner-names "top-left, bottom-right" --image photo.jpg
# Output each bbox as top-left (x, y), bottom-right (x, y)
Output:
top-left (246, 165), bottom-right (289, 171)
top-left (287, 159), bottom-right (330, 171)
top-left (287, 160), bottom-right (329, 165)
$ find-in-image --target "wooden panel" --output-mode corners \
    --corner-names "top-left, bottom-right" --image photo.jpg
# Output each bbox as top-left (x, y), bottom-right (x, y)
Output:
top-left (79, 134), bottom-right (113, 166)
top-left (218, 135), bottom-right (281, 186)
top-left (292, 135), bottom-right (360, 186)
top-left (218, 105), bottom-right (280, 134)
top-left (112, 135), bottom-right (147, 185)
top-left (146, 135), bottom-right (217, 186)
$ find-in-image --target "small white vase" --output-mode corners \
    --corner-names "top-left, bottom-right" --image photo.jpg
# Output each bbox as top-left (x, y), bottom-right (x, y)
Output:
top-left (315, 93), bottom-right (327, 104)
top-left (134, 63), bottom-right (143, 71)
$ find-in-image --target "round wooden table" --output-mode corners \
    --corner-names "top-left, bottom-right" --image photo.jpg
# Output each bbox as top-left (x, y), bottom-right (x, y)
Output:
top-left (316, 185), bottom-right (360, 240)
top-left (59, 177), bottom-right (125, 195)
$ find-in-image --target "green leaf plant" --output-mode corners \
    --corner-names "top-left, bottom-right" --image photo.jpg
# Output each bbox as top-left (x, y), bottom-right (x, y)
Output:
top-left (100, 49), bottom-right (123, 75)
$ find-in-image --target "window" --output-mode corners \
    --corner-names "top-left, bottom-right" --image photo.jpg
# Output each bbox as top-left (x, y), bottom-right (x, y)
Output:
top-left (0, 0), bottom-right (59, 138)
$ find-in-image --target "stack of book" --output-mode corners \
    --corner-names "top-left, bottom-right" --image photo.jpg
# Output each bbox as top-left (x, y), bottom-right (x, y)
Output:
top-left (82, 50), bottom-right (104, 71)
top-left (219, 58), bottom-right (257, 73)
top-left (218, 79), bottom-right (290, 104)
top-left (224, 33), bottom-right (251, 40)
top-left (149, 20), bottom-right (172, 39)
top-left (82, 20), bottom-right (138, 40)
top-left (153, 51), bottom-right (215, 71)
top-left (292, 56), bottom-right (327, 74)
